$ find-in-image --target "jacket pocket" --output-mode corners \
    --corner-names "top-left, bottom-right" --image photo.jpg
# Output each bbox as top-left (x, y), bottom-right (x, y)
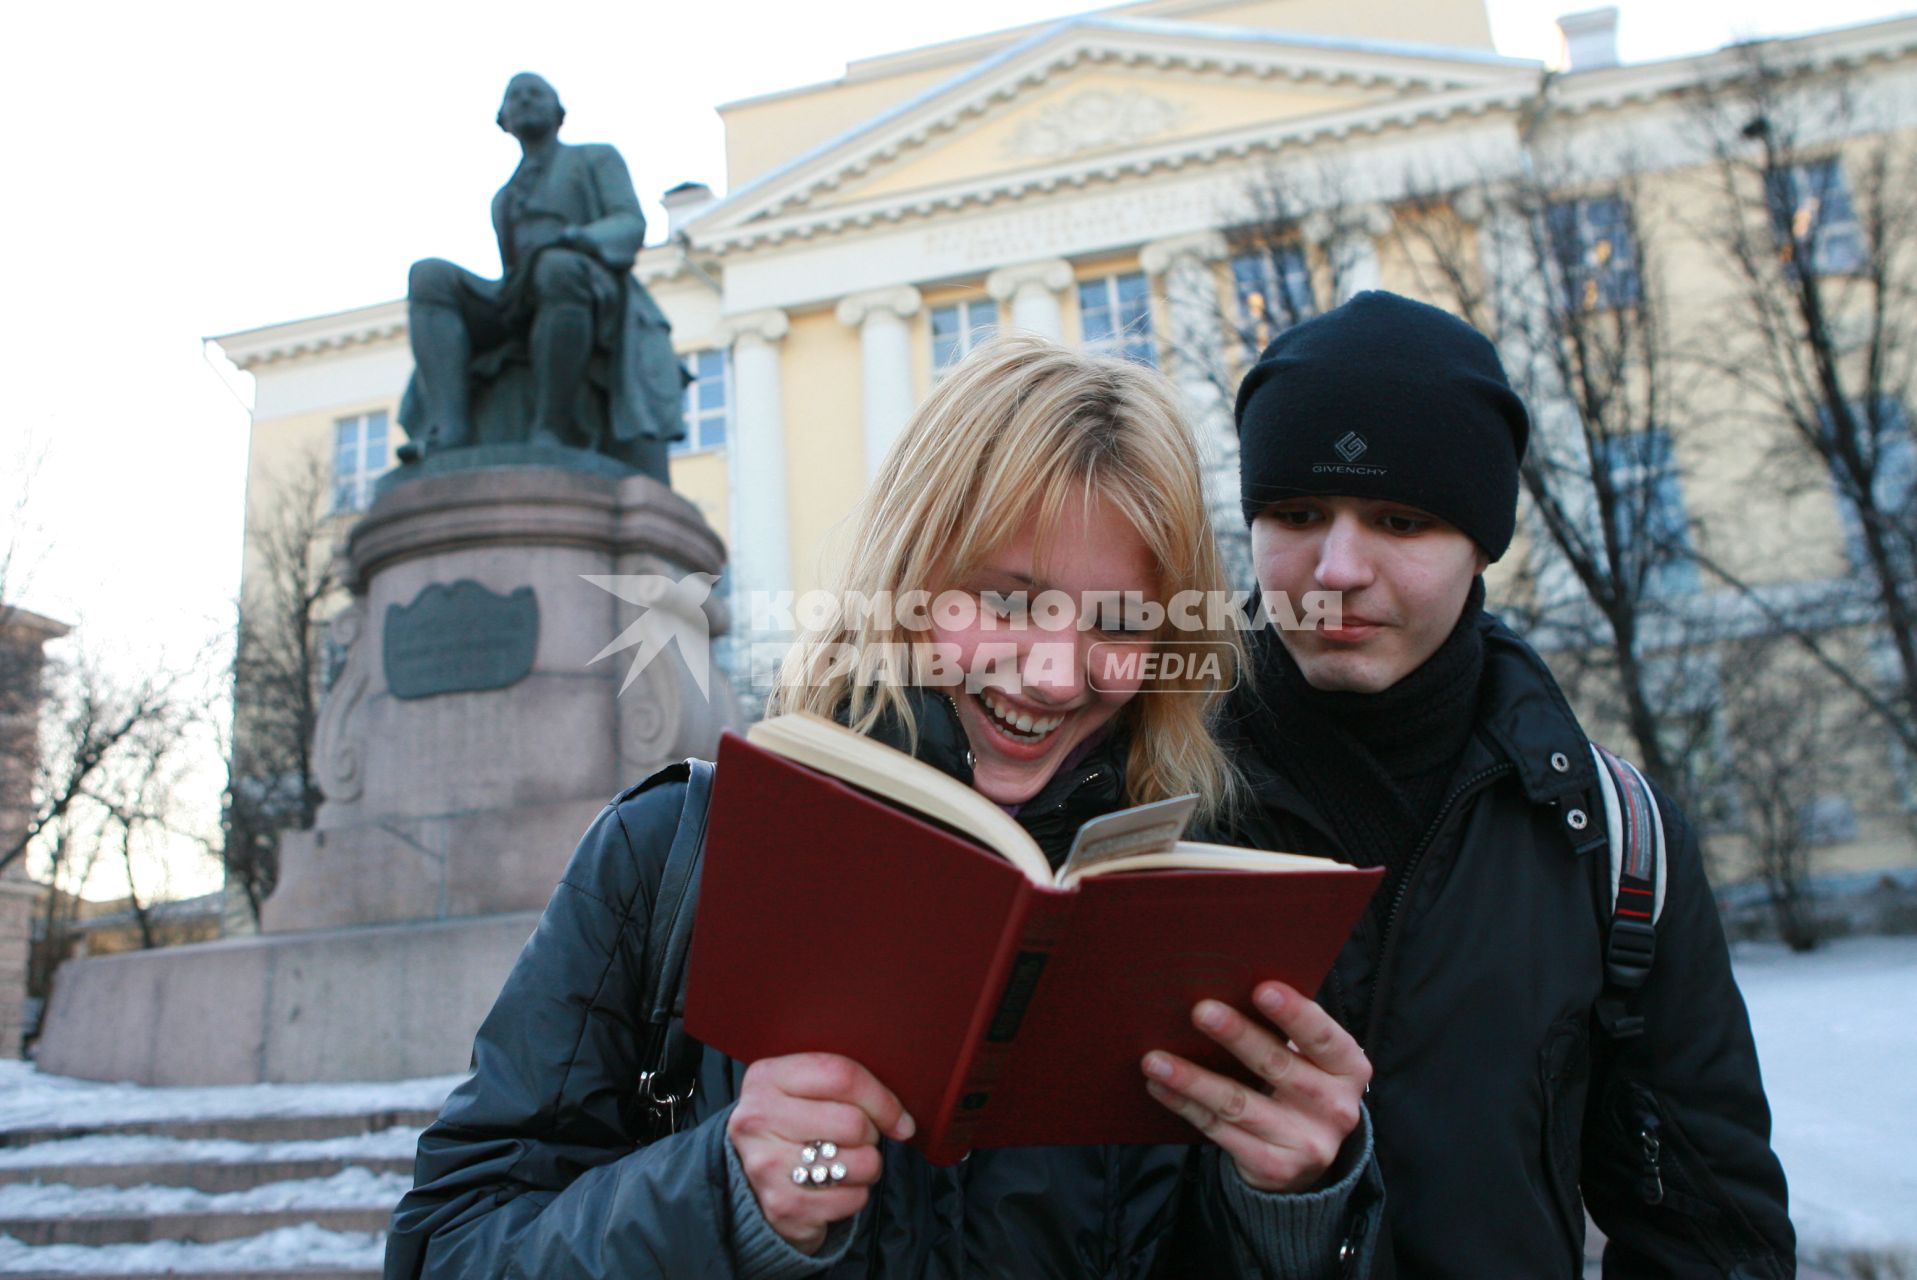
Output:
top-left (1607, 1083), bottom-right (1789, 1279)
top-left (1538, 1013), bottom-right (1590, 1269)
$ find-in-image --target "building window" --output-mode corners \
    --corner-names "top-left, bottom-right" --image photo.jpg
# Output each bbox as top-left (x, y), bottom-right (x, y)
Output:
top-left (931, 300), bottom-right (998, 375)
top-left (1232, 247), bottom-right (1314, 355)
top-left (1078, 272), bottom-right (1156, 366)
top-left (332, 410), bottom-right (389, 513)
top-left (1547, 195), bottom-right (1640, 311)
top-left (1766, 158), bottom-right (1865, 277)
top-left (1821, 397), bottom-right (1916, 575)
top-left (1596, 431), bottom-right (1696, 597)
top-left (674, 349), bottom-right (729, 455)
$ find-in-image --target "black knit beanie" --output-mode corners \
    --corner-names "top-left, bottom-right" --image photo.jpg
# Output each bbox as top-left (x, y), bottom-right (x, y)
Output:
top-left (1235, 291), bottom-right (1531, 561)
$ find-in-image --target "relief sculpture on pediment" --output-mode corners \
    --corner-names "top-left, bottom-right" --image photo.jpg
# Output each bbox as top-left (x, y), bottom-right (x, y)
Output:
top-left (1003, 90), bottom-right (1189, 162)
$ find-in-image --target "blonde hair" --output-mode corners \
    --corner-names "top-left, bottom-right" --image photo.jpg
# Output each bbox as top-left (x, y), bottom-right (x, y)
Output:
top-left (770, 334), bottom-right (1242, 821)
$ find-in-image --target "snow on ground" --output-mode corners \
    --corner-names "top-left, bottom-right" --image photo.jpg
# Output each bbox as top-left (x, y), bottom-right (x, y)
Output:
top-left (0, 1061), bottom-right (464, 1132)
top-left (0, 1166), bottom-right (410, 1218)
top-left (0, 1224), bottom-right (382, 1275)
top-left (1734, 935), bottom-right (1917, 1267)
top-left (0, 1126), bottom-right (419, 1169)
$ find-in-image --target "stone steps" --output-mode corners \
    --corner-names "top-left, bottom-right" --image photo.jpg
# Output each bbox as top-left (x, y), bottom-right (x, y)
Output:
top-left (0, 1206), bottom-right (392, 1248)
top-left (0, 1110), bottom-right (439, 1149)
top-left (0, 1106), bottom-right (422, 1278)
top-left (6, 1272), bottom-right (375, 1280)
top-left (0, 1153), bottom-right (413, 1193)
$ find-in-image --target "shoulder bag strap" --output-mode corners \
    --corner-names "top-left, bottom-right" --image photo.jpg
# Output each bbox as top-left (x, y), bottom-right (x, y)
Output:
top-left (633, 757), bottom-right (715, 1135)
top-left (1591, 742), bottom-right (1667, 1038)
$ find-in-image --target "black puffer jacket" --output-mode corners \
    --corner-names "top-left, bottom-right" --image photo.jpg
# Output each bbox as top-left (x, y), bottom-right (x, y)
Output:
top-left (386, 697), bottom-right (1382, 1278)
top-left (1224, 615), bottom-right (1795, 1278)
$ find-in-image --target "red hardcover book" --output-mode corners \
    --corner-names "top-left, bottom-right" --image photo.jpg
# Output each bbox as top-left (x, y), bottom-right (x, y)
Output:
top-left (683, 716), bottom-right (1382, 1166)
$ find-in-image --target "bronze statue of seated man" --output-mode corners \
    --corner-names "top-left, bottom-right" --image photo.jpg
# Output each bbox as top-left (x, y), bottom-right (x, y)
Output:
top-left (399, 73), bottom-right (685, 485)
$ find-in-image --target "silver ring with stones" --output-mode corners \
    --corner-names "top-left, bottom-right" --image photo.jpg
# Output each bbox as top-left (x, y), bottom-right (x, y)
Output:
top-left (789, 1139), bottom-right (848, 1188)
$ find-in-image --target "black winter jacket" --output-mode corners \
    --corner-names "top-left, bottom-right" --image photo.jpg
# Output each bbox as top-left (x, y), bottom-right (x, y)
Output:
top-left (386, 705), bottom-right (1383, 1279)
top-left (1224, 615), bottom-right (1795, 1278)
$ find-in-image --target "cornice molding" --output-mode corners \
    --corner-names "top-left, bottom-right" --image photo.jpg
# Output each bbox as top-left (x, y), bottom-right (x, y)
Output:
top-left (213, 300), bottom-right (408, 371)
top-left (1545, 14), bottom-right (1917, 119)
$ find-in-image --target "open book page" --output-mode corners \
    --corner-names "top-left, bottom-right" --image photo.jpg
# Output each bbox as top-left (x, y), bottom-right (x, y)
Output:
top-left (745, 713), bottom-right (1053, 883)
top-left (1062, 841), bottom-right (1357, 887)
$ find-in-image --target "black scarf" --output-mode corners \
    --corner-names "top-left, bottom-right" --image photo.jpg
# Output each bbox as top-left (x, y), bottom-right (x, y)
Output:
top-left (1241, 579), bottom-right (1487, 874)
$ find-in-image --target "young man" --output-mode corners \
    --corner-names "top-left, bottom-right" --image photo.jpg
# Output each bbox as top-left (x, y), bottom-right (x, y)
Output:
top-left (1225, 291), bottom-right (1794, 1276)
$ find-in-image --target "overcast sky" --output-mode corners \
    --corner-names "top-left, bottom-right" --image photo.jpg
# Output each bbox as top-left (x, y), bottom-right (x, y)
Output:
top-left (5, 0), bottom-right (1911, 898)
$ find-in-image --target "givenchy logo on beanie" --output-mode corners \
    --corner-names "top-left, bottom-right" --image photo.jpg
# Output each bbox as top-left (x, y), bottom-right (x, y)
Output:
top-left (1317, 430), bottom-right (1387, 477)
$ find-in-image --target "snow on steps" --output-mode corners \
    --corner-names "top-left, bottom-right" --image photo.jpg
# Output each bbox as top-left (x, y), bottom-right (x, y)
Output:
top-left (0, 1126), bottom-right (417, 1193)
top-left (0, 1222), bottom-right (383, 1279)
top-left (0, 1064), bottom-right (458, 1278)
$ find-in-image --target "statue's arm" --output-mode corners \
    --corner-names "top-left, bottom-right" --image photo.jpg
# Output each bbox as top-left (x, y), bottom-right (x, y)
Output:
top-left (573, 146), bottom-right (647, 270)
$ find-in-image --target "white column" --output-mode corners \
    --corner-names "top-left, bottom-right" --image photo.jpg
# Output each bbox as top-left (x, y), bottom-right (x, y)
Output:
top-left (1142, 232), bottom-right (1243, 566)
top-left (985, 259), bottom-right (1073, 340)
top-left (718, 308), bottom-right (792, 613)
top-left (836, 286), bottom-right (923, 481)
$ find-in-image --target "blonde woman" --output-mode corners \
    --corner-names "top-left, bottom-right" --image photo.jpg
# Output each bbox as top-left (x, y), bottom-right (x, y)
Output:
top-left (387, 337), bottom-right (1379, 1279)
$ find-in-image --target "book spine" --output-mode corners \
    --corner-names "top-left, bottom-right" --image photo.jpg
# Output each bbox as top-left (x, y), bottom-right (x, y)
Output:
top-left (926, 884), bottom-right (1071, 1159)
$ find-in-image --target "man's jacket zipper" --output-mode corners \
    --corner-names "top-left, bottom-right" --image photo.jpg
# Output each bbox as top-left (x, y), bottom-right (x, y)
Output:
top-left (1363, 763), bottom-right (1513, 1052)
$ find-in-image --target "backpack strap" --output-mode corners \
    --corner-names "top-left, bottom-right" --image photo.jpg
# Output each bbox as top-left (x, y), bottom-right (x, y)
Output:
top-left (1590, 743), bottom-right (1667, 1039)
top-left (632, 758), bottom-right (716, 1137)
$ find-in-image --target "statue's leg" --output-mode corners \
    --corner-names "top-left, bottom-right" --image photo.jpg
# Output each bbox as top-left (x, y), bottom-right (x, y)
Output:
top-left (528, 307), bottom-right (592, 447)
top-left (526, 251), bottom-right (602, 449)
top-left (407, 259), bottom-right (503, 454)
top-left (408, 304), bottom-right (472, 450)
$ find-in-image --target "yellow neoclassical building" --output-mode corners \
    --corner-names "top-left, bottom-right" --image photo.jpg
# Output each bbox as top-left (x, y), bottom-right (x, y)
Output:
top-left (216, 0), bottom-right (1917, 891)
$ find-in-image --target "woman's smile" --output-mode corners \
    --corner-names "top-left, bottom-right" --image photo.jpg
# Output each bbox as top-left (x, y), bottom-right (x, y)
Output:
top-left (933, 494), bottom-right (1157, 805)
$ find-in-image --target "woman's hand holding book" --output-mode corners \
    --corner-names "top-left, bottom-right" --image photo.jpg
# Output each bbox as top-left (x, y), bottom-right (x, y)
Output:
top-left (727, 1052), bottom-right (918, 1253)
top-left (1140, 981), bottom-right (1371, 1193)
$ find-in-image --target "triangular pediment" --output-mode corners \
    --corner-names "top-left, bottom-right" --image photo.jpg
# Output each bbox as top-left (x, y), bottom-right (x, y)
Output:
top-left (689, 17), bottom-right (1537, 248)
top-left (827, 67), bottom-right (1388, 208)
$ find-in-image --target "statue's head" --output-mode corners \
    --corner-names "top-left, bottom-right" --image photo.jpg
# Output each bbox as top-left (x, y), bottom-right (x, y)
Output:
top-left (497, 73), bottom-right (566, 138)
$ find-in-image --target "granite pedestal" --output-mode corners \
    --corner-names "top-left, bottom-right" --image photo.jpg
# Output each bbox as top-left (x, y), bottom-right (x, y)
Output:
top-left (37, 457), bottom-right (739, 1083)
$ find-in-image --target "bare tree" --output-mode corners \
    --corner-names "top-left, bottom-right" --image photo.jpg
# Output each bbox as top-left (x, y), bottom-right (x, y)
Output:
top-left (1156, 162), bottom-right (1374, 587)
top-left (1687, 45), bottom-right (1917, 756)
top-left (25, 811), bottom-right (105, 1005)
top-left (1, 650), bottom-right (203, 878)
top-left (222, 449), bottom-right (347, 924)
top-left (91, 683), bottom-right (213, 950)
top-left (1225, 162), bottom-right (1377, 363)
top-left (1714, 635), bottom-right (1872, 950)
top-left (3, 456), bottom-right (215, 886)
top-left (1390, 160), bottom-right (1717, 807)
top-left (1165, 160), bottom-right (1370, 408)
